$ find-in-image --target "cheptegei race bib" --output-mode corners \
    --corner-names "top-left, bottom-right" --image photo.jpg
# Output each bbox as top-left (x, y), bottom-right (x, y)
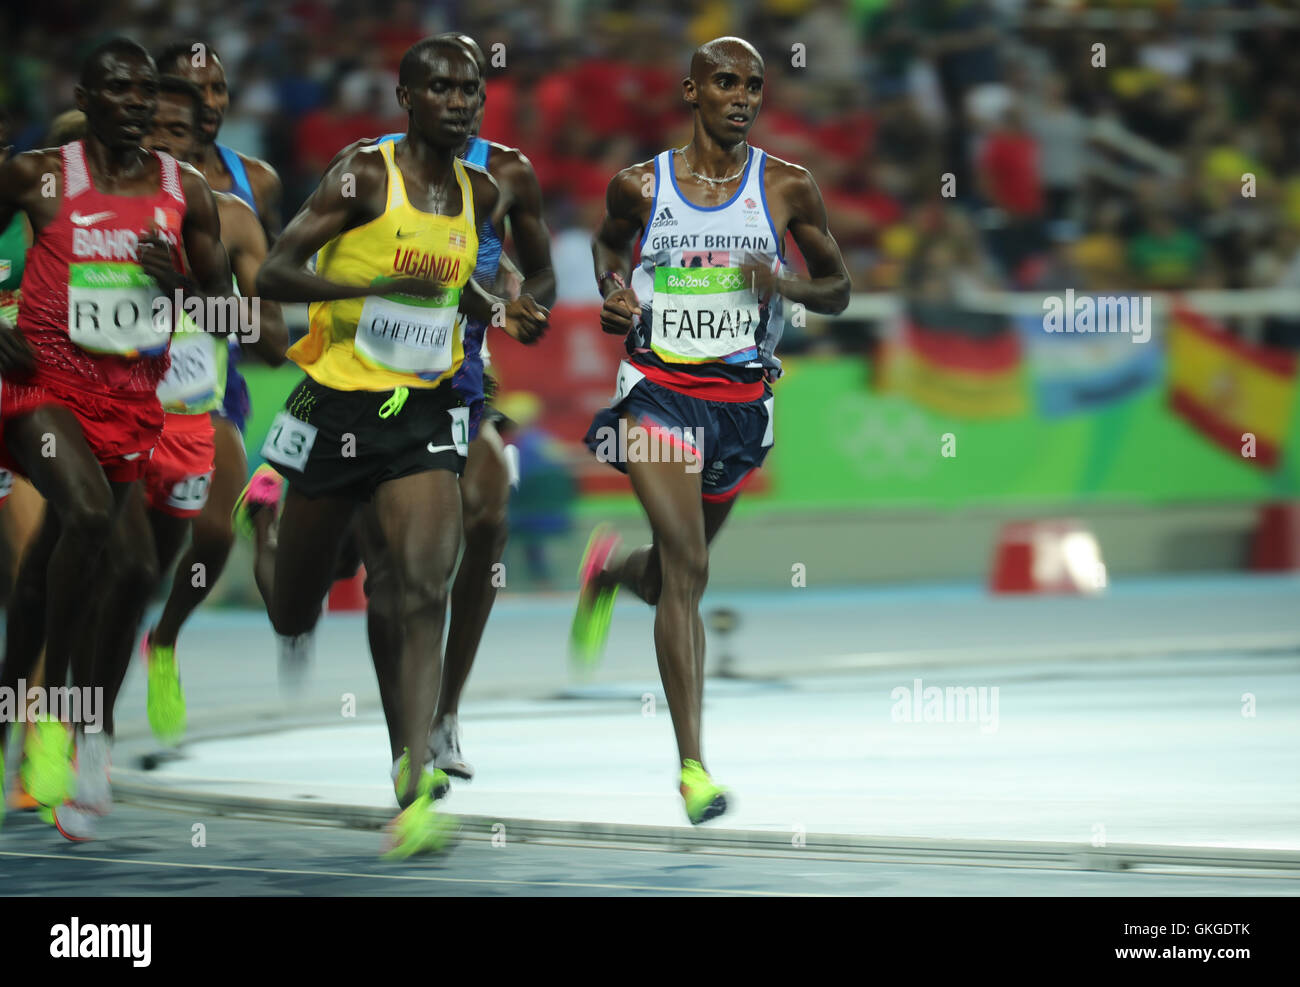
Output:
top-left (354, 288), bottom-right (460, 381)
top-left (650, 266), bottom-right (761, 365)
top-left (156, 325), bottom-right (219, 412)
top-left (67, 262), bottom-right (169, 357)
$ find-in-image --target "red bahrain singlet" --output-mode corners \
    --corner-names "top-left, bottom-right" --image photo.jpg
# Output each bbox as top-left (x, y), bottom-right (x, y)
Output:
top-left (17, 139), bottom-right (188, 394)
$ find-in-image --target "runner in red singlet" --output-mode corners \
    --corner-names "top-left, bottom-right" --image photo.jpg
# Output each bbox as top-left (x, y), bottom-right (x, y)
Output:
top-left (0, 39), bottom-right (229, 837)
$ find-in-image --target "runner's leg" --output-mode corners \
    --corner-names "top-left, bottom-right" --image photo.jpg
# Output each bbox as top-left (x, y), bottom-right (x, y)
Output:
top-left (87, 481), bottom-right (162, 739)
top-left (622, 426), bottom-right (710, 766)
top-left (151, 417), bottom-right (246, 648)
top-left (268, 488), bottom-right (358, 638)
top-left (4, 407), bottom-right (120, 697)
top-left (371, 470), bottom-right (461, 806)
top-left (436, 421), bottom-right (509, 726)
top-left (355, 505), bottom-right (403, 759)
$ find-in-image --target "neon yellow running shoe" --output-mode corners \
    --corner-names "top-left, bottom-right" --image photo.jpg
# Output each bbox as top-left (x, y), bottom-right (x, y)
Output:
top-left (569, 524), bottom-right (621, 669)
top-left (680, 759), bottom-right (729, 826)
top-left (144, 632), bottom-right (186, 746)
top-left (392, 749), bottom-right (450, 809)
top-left (381, 794), bottom-right (456, 860)
top-left (21, 717), bottom-right (74, 808)
top-left (232, 464), bottom-right (284, 539)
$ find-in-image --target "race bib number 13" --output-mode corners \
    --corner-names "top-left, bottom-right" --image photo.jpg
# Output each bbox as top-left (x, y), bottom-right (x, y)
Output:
top-left (261, 411), bottom-right (318, 472)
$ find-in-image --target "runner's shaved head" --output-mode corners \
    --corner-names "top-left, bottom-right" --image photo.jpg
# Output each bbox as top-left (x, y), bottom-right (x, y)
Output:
top-left (689, 37), bottom-right (763, 83)
top-left (436, 33), bottom-right (487, 77)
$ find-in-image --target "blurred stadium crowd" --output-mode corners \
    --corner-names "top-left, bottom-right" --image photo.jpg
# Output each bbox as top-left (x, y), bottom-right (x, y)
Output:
top-left (4, 1), bottom-right (1300, 339)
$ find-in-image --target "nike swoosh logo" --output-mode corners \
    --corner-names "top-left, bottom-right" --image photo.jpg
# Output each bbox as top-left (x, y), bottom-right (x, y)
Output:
top-left (71, 211), bottom-right (116, 226)
top-left (427, 443), bottom-right (459, 455)
top-left (396, 229), bottom-right (419, 239)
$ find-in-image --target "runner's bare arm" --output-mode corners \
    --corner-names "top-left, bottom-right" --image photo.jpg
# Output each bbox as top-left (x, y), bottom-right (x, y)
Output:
top-left (0, 151), bottom-right (57, 238)
top-left (137, 166), bottom-right (233, 335)
top-left (178, 166), bottom-right (233, 297)
top-left (462, 167), bottom-right (547, 344)
top-left (220, 193), bottom-right (287, 366)
top-left (256, 148), bottom-right (413, 303)
top-left (245, 155), bottom-right (284, 241)
top-left (498, 151), bottom-right (555, 308)
top-left (592, 164), bottom-right (651, 333)
top-left (752, 163), bottom-right (850, 315)
top-left (0, 153), bottom-right (53, 369)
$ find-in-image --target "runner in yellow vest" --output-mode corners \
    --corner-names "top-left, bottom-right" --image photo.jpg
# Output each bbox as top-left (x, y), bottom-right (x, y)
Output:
top-left (255, 37), bottom-right (547, 858)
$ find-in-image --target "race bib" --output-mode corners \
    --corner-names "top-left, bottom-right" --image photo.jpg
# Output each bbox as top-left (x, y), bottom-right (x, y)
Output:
top-left (156, 331), bottom-right (219, 412)
top-left (651, 267), bottom-right (760, 364)
top-left (67, 262), bottom-right (168, 356)
top-left (166, 471), bottom-right (213, 512)
top-left (261, 411), bottom-right (318, 472)
top-left (354, 290), bottom-right (460, 379)
top-left (449, 406), bottom-right (470, 456)
top-left (612, 360), bottom-right (646, 404)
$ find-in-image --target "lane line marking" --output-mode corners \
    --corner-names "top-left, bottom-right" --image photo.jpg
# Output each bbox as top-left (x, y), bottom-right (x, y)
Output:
top-left (0, 849), bottom-right (827, 896)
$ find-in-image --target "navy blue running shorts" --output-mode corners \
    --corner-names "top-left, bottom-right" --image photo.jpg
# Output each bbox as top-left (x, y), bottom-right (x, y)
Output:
top-left (584, 362), bottom-right (773, 502)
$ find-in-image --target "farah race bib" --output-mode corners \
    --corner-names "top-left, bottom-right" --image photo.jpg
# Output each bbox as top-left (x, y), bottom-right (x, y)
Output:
top-left (650, 267), bottom-right (760, 364)
top-left (67, 262), bottom-right (168, 356)
top-left (354, 289), bottom-right (460, 380)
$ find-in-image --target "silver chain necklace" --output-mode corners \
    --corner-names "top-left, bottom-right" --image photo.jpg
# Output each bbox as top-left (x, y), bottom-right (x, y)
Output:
top-left (428, 166), bottom-right (454, 213)
top-left (676, 145), bottom-right (750, 186)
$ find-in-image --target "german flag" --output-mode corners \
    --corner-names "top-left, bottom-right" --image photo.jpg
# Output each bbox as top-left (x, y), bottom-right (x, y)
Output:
top-left (880, 305), bottom-right (1027, 418)
top-left (1168, 305), bottom-right (1297, 469)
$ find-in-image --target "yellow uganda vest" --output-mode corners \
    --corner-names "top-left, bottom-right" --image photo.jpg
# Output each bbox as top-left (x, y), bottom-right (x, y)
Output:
top-left (290, 141), bottom-right (479, 391)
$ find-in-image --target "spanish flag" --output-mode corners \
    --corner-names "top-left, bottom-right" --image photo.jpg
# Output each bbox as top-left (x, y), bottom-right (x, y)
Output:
top-left (879, 305), bottom-right (1027, 418)
top-left (1168, 305), bottom-right (1297, 469)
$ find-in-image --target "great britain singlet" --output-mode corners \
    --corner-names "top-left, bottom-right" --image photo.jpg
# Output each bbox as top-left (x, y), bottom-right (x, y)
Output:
top-left (17, 140), bottom-right (187, 393)
top-left (627, 145), bottom-right (785, 400)
top-left (289, 141), bottom-right (478, 392)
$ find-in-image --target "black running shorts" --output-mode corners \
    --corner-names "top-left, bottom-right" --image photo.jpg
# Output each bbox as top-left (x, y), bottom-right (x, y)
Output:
top-left (262, 375), bottom-right (469, 501)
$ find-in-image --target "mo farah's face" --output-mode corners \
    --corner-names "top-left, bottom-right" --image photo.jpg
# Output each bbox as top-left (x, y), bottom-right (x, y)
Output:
top-left (145, 93), bottom-right (200, 163)
top-left (399, 51), bottom-right (481, 149)
top-left (77, 54), bottom-right (159, 151)
top-left (686, 55), bottom-right (764, 142)
top-left (168, 56), bottom-right (228, 144)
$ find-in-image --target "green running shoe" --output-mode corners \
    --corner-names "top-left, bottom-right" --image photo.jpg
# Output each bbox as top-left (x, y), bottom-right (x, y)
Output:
top-left (569, 524), bottom-right (621, 669)
top-left (144, 632), bottom-right (187, 746)
top-left (392, 749), bottom-right (450, 809)
top-left (382, 794), bottom-right (456, 860)
top-left (232, 464), bottom-right (284, 539)
top-left (680, 759), bottom-right (729, 826)
top-left (21, 717), bottom-right (74, 808)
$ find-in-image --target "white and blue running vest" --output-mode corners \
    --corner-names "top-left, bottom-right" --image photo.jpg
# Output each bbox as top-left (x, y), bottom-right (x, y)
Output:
top-left (631, 145), bottom-right (785, 382)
